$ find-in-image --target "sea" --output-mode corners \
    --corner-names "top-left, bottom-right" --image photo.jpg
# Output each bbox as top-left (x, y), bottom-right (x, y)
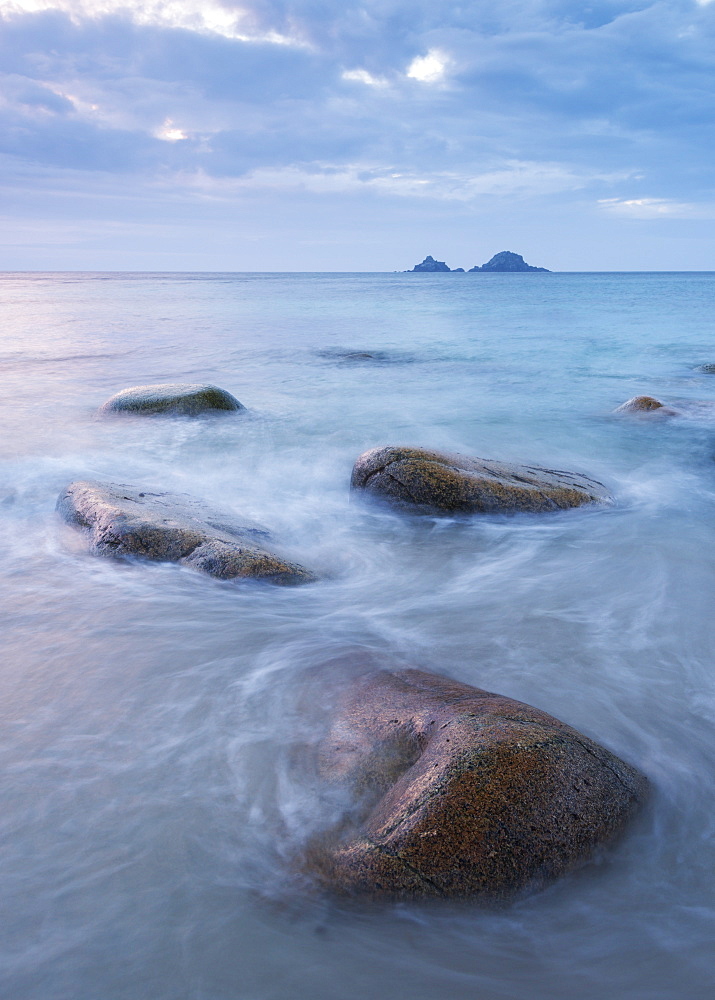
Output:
top-left (1, 271), bottom-right (714, 1000)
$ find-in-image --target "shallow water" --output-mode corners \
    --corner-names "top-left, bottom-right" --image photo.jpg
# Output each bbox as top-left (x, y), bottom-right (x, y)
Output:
top-left (2, 271), bottom-right (715, 999)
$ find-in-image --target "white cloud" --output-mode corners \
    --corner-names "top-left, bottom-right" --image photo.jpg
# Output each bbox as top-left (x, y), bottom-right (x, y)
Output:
top-left (155, 118), bottom-right (187, 141)
top-left (341, 69), bottom-right (388, 88)
top-left (598, 197), bottom-right (715, 219)
top-left (406, 48), bottom-right (450, 84)
top-left (173, 159), bottom-right (627, 203)
top-left (0, 1), bottom-right (307, 46)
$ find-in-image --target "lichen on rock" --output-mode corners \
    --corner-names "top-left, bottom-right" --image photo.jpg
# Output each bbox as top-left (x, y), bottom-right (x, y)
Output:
top-left (57, 481), bottom-right (315, 585)
top-left (351, 445), bottom-right (611, 514)
top-left (305, 666), bottom-right (648, 900)
top-left (99, 383), bottom-right (244, 416)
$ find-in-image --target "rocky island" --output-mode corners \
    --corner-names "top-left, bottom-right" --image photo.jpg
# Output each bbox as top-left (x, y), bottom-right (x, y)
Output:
top-left (410, 255), bottom-right (452, 272)
top-left (469, 251), bottom-right (549, 272)
top-left (408, 251), bottom-right (549, 272)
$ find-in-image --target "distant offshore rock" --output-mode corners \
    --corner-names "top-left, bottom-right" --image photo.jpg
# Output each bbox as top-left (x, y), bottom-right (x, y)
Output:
top-left (307, 665), bottom-right (648, 900)
top-left (57, 481), bottom-right (315, 585)
top-left (100, 383), bottom-right (244, 416)
top-left (351, 445), bottom-right (611, 514)
top-left (469, 251), bottom-right (549, 273)
top-left (410, 255), bottom-right (451, 272)
top-left (408, 251), bottom-right (549, 272)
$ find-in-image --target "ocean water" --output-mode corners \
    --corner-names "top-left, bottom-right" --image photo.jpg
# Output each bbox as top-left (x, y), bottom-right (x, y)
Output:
top-left (1, 271), bottom-right (714, 1000)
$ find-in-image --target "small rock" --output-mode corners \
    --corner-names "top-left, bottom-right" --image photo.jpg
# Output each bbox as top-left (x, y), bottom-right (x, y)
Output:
top-left (57, 481), bottom-right (315, 585)
top-left (307, 666), bottom-right (647, 899)
top-left (613, 395), bottom-right (665, 414)
top-left (410, 256), bottom-right (451, 273)
top-left (351, 445), bottom-right (611, 514)
top-left (99, 383), bottom-right (244, 416)
top-left (696, 363), bottom-right (715, 373)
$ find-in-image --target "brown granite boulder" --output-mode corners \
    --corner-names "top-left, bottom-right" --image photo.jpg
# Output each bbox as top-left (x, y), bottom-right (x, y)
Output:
top-left (350, 446), bottom-right (611, 514)
top-left (612, 396), bottom-right (715, 417)
top-left (613, 395), bottom-right (670, 415)
top-left (99, 383), bottom-right (244, 416)
top-left (57, 481), bottom-right (315, 585)
top-left (308, 668), bottom-right (647, 899)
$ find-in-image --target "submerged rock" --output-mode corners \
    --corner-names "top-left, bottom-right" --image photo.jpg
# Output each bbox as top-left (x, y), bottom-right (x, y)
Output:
top-left (57, 481), bottom-right (315, 585)
top-left (99, 383), bottom-right (244, 416)
top-left (308, 667), bottom-right (647, 899)
top-left (469, 251), bottom-right (549, 273)
top-left (613, 395), bottom-right (666, 414)
top-left (410, 256), bottom-right (451, 273)
top-left (351, 445), bottom-right (611, 514)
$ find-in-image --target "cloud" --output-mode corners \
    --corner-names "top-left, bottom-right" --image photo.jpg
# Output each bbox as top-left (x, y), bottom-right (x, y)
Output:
top-left (0, 0), bottom-right (308, 45)
top-left (406, 49), bottom-right (451, 84)
top-left (2, 1), bottom-right (715, 268)
top-left (598, 197), bottom-right (715, 219)
top-left (341, 68), bottom-right (389, 87)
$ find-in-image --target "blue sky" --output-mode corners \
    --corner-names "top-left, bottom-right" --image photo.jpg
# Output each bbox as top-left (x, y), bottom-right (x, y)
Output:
top-left (1, 0), bottom-right (714, 270)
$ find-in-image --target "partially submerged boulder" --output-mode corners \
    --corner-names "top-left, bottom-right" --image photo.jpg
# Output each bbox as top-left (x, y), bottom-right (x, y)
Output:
top-left (308, 667), bottom-right (647, 899)
top-left (99, 383), bottom-right (244, 416)
top-left (613, 395), bottom-right (668, 414)
top-left (351, 446), bottom-right (611, 514)
top-left (57, 481), bottom-right (315, 585)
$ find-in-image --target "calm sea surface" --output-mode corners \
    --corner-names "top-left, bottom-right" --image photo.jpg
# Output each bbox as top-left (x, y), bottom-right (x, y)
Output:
top-left (1, 272), bottom-right (714, 999)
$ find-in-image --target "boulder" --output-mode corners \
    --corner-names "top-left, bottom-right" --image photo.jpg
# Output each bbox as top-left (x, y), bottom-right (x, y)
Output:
top-left (351, 446), bottom-right (611, 514)
top-left (99, 383), bottom-right (244, 416)
top-left (613, 396), bottom-right (683, 417)
top-left (613, 395), bottom-right (665, 414)
top-left (410, 256), bottom-right (451, 273)
top-left (469, 251), bottom-right (549, 273)
top-left (308, 667), bottom-right (647, 899)
top-left (57, 481), bottom-right (315, 585)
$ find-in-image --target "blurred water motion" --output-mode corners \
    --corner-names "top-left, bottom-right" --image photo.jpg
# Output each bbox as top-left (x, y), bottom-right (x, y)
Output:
top-left (1, 272), bottom-right (714, 999)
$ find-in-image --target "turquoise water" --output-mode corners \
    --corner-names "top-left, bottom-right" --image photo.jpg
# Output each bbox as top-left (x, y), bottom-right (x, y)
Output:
top-left (1, 272), bottom-right (714, 998)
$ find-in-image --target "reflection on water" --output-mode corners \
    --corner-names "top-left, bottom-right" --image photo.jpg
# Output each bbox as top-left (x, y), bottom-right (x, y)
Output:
top-left (1, 272), bottom-right (715, 999)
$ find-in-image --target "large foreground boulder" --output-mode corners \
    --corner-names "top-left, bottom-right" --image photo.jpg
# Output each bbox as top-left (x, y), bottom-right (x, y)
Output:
top-left (351, 446), bottom-right (611, 514)
top-left (99, 383), bottom-right (244, 416)
top-left (308, 667), bottom-right (647, 899)
top-left (57, 481), bottom-right (315, 585)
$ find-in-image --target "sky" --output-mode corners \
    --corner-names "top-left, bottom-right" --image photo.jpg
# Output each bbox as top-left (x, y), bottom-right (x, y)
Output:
top-left (1, 0), bottom-right (714, 270)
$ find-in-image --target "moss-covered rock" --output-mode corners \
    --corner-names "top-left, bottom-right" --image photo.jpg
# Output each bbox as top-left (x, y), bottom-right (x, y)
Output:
top-left (99, 383), bottom-right (244, 416)
top-left (351, 445), bottom-right (611, 514)
top-left (57, 481), bottom-right (315, 585)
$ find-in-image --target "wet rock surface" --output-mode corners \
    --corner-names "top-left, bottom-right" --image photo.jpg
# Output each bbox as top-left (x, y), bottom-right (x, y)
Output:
top-left (351, 446), bottom-right (611, 514)
top-left (613, 395), bottom-right (669, 414)
top-left (99, 383), bottom-right (244, 416)
top-left (307, 667), bottom-right (648, 900)
top-left (57, 481), bottom-right (315, 584)
top-left (612, 395), bottom-right (715, 418)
